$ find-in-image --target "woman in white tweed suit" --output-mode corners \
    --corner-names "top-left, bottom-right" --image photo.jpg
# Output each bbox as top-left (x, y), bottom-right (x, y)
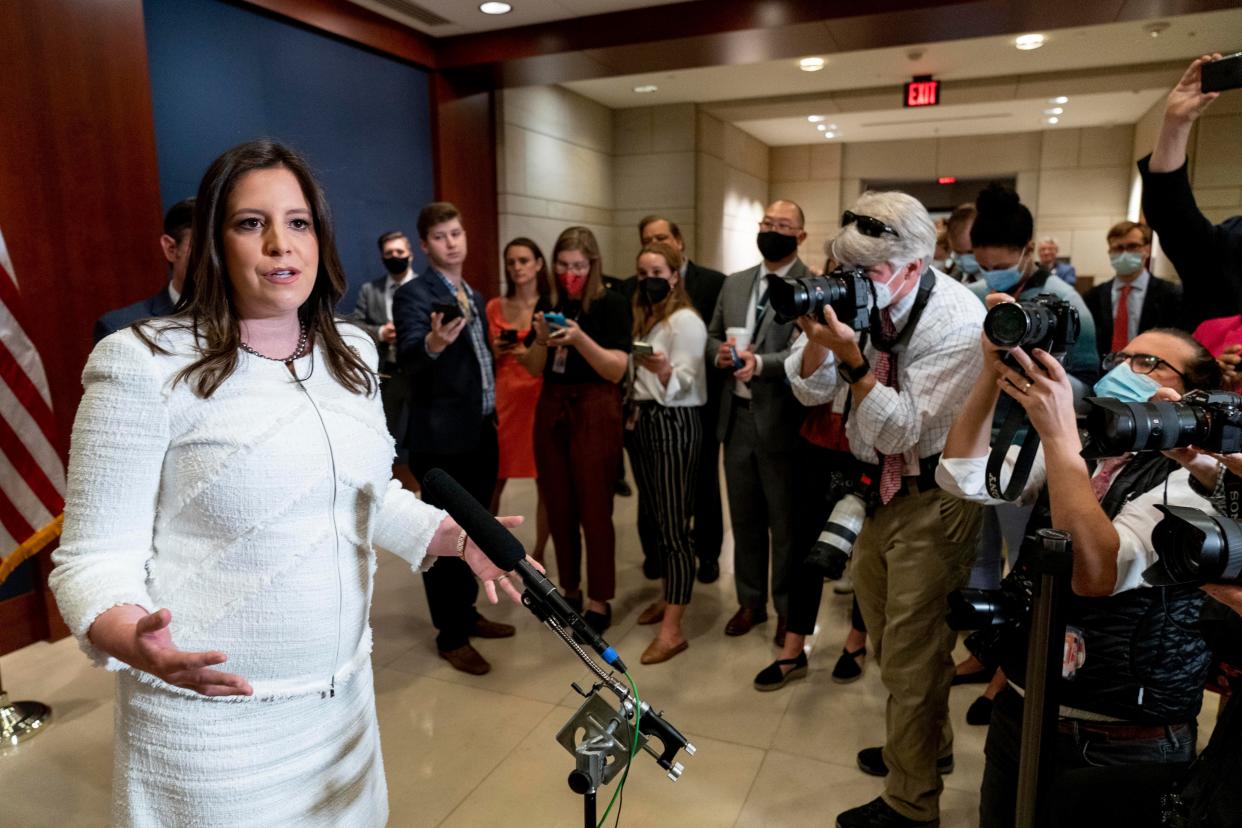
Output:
top-left (50, 139), bottom-right (531, 826)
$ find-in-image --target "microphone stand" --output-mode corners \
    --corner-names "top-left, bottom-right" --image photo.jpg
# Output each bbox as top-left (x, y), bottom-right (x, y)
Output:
top-left (519, 588), bottom-right (695, 828)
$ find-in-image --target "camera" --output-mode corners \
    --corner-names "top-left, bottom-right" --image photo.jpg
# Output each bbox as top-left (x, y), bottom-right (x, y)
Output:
top-left (1148, 504), bottom-right (1242, 586)
top-left (1082, 390), bottom-right (1242, 457)
top-left (983, 295), bottom-right (1080, 360)
top-left (804, 493), bottom-right (867, 579)
top-left (945, 588), bottom-right (1027, 631)
top-left (766, 268), bottom-right (872, 330)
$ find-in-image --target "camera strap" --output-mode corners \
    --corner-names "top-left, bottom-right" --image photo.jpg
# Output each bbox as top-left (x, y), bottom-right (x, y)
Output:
top-left (871, 269), bottom-right (935, 354)
top-left (986, 400), bottom-right (1043, 501)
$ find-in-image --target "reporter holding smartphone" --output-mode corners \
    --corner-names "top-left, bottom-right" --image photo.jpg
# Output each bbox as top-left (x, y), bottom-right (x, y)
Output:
top-left (520, 227), bottom-right (631, 637)
top-left (626, 242), bottom-right (707, 664)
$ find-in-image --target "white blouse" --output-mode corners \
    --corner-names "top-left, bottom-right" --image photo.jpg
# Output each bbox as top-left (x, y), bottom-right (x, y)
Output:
top-left (632, 307), bottom-right (708, 407)
top-left (50, 322), bottom-right (446, 700)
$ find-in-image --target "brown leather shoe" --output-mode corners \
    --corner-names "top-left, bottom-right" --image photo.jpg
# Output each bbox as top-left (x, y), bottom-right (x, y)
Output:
top-left (637, 601), bottom-right (666, 625)
top-left (439, 644), bottom-right (491, 675)
top-left (724, 606), bottom-right (768, 636)
top-left (774, 614), bottom-right (788, 648)
top-left (640, 639), bottom-right (688, 665)
top-left (470, 614), bottom-right (516, 639)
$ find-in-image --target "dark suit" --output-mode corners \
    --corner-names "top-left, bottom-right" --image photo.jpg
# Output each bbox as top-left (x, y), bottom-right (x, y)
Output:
top-left (1084, 273), bottom-right (1183, 358)
top-left (392, 267), bottom-right (497, 652)
top-left (93, 285), bottom-right (176, 343)
top-left (350, 273), bottom-right (414, 448)
top-left (706, 259), bottom-right (806, 617)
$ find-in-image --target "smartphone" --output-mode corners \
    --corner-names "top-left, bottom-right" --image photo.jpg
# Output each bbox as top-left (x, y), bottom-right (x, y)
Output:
top-left (632, 340), bottom-right (654, 356)
top-left (1202, 52), bottom-right (1242, 93)
top-left (729, 345), bottom-right (745, 370)
top-left (543, 312), bottom-right (568, 329)
top-left (499, 329), bottom-right (518, 345)
top-left (431, 302), bottom-right (463, 324)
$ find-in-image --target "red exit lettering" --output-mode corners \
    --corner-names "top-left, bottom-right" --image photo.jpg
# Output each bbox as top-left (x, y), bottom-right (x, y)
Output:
top-left (904, 78), bottom-right (940, 108)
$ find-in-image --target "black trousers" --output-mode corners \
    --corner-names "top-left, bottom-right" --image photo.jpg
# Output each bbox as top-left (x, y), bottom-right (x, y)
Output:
top-left (409, 415), bottom-right (499, 652)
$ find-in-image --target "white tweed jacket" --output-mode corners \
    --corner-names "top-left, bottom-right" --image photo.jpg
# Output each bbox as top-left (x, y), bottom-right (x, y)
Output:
top-left (51, 321), bottom-right (446, 700)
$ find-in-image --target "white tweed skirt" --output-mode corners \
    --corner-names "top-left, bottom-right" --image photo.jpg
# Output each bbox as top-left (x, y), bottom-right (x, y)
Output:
top-left (113, 662), bottom-right (387, 827)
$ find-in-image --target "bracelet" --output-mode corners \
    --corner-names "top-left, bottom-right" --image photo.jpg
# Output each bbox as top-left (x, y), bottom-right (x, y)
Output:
top-left (456, 529), bottom-right (468, 559)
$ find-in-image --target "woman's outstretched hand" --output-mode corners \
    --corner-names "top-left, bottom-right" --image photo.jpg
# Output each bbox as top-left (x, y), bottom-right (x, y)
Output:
top-left (88, 605), bottom-right (253, 697)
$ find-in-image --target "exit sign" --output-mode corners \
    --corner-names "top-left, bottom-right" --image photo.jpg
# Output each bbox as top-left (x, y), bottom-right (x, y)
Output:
top-left (904, 76), bottom-right (940, 108)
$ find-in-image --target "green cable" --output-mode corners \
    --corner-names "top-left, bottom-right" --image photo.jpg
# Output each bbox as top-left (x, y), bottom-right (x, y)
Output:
top-left (595, 671), bottom-right (641, 828)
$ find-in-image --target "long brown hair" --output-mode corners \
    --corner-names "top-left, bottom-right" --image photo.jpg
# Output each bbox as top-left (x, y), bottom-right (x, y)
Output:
top-left (631, 242), bottom-right (695, 338)
top-left (136, 139), bottom-right (375, 398)
top-left (503, 237), bottom-right (551, 300)
top-left (549, 226), bottom-right (605, 312)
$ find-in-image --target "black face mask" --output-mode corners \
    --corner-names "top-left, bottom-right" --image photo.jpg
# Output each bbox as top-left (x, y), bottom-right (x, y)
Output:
top-left (382, 255), bottom-right (410, 276)
top-left (756, 231), bottom-right (797, 263)
top-left (639, 277), bottom-right (672, 305)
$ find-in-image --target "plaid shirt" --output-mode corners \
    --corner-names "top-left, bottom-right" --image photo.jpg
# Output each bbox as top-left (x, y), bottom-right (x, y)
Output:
top-left (431, 269), bottom-right (496, 416)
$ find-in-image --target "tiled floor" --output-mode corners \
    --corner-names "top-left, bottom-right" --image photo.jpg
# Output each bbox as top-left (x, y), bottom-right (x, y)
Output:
top-left (0, 472), bottom-right (1221, 826)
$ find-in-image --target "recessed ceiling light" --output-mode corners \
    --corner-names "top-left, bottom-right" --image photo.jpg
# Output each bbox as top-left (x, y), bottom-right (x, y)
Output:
top-left (1043, 107), bottom-right (1064, 116)
top-left (816, 124), bottom-right (827, 131)
top-left (1049, 96), bottom-right (1069, 104)
top-left (479, 1), bottom-right (512, 13)
top-left (824, 131), bottom-right (837, 139)
top-left (1044, 116), bottom-right (1060, 125)
top-left (1145, 22), bottom-right (1170, 38)
top-left (633, 84), bottom-right (658, 94)
top-left (799, 57), bottom-right (826, 72)
top-left (1015, 33), bottom-right (1046, 51)
top-left (807, 115), bottom-right (826, 123)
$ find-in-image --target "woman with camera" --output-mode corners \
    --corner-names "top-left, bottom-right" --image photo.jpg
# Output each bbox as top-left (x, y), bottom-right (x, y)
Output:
top-left (520, 227), bottom-right (631, 637)
top-left (487, 238), bottom-right (551, 560)
top-left (625, 241), bottom-right (707, 664)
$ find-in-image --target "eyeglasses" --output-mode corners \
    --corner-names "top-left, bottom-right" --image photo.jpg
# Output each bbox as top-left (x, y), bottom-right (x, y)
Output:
top-left (758, 217), bottom-right (802, 233)
top-left (841, 211), bottom-right (899, 239)
top-left (1103, 351), bottom-right (1186, 381)
top-left (1107, 241), bottom-right (1148, 255)
top-left (555, 260), bottom-right (592, 274)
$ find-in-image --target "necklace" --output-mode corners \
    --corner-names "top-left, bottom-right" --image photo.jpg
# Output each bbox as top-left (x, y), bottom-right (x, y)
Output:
top-left (240, 323), bottom-right (309, 364)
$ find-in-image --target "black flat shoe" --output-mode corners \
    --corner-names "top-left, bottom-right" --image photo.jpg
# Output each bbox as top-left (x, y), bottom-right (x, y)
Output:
top-left (831, 646), bottom-right (866, 684)
top-left (753, 651), bottom-right (808, 691)
top-left (966, 695), bottom-right (994, 726)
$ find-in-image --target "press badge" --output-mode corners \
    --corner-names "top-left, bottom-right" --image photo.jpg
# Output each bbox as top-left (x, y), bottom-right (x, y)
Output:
top-left (552, 345), bottom-right (568, 374)
top-left (1063, 625), bottom-right (1086, 680)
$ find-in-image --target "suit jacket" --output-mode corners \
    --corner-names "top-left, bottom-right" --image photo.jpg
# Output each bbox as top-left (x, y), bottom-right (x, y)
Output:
top-left (93, 285), bottom-right (177, 344)
top-left (706, 259), bottom-right (806, 451)
top-left (1085, 274), bottom-right (1183, 358)
top-left (349, 275), bottom-right (392, 343)
top-left (392, 267), bottom-right (490, 455)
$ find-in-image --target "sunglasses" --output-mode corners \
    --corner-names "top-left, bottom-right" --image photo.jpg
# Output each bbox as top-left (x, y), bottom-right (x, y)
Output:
top-left (842, 211), bottom-right (900, 239)
top-left (1102, 351), bottom-right (1187, 381)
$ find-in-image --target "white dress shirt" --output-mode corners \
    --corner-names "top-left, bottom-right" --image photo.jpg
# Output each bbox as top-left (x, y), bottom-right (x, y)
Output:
top-left (633, 308), bottom-right (708, 406)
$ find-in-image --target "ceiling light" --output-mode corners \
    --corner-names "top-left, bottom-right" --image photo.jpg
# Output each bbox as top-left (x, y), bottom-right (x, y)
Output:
top-left (807, 115), bottom-right (826, 123)
top-left (800, 57), bottom-right (826, 72)
top-left (1015, 33), bottom-right (1046, 51)
top-left (1044, 116), bottom-right (1060, 125)
top-left (816, 124), bottom-right (827, 131)
top-left (479, 1), bottom-right (512, 13)
top-left (633, 84), bottom-right (658, 94)
top-left (1049, 96), bottom-right (1069, 105)
top-left (1043, 107), bottom-right (1063, 116)
top-left (1145, 22), bottom-right (1170, 38)
top-left (824, 131), bottom-right (837, 139)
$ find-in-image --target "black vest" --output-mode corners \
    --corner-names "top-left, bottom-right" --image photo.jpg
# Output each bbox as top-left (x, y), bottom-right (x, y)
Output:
top-left (1001, 452), bottom-right (1210, 724)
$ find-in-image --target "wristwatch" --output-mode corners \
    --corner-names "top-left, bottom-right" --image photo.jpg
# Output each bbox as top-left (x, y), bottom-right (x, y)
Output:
top-left (837, 355), bottom-right (871, 385)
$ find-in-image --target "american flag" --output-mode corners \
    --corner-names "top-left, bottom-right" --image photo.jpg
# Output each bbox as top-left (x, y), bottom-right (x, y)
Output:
top-left (0, 226), bottom-right (65, 554)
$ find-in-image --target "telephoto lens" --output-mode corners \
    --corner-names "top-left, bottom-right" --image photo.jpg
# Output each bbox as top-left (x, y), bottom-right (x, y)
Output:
top-left (804, 493), bottom-right (867, 579)
top-left (1082, 390), bottom-right (1242, 457)
top-left (945, 588), bottom-right (1021, 630)
top-left (766, 269), bottom-right (871, 330)
top-left (982, 294), bottom-right (1080, 358)
top-left (1146, 504), bottom-right (1242, 586)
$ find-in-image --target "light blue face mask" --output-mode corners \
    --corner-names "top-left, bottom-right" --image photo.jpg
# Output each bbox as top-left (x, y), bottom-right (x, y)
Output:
top-left (1110, 251), bottom-right (1145, 276)
top-left (955, 252), bottom-right (980, 275)
top-left (982, 265), bottom-right (1023, 293)
top-left (1092, 362), bottom-right (1161, 404)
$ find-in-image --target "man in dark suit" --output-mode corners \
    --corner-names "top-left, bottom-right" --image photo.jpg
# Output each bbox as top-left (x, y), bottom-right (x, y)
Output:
top-left (637, 215), bottom-right (727, 583)
top-left (93, 198), bottom-right (193, 343)
top-left (350, 231), bottom-right (418, 469)
top-left (1085, 221), bottom-right (1183, 359)
top-left (706, 199), bottom-right (808, 645)
top-left (392, 202), bottom-right (513, 676)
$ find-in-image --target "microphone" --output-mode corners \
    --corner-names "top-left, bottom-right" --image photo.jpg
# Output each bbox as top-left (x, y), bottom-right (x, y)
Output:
top-left (422, 469), bottom-right (628, 673)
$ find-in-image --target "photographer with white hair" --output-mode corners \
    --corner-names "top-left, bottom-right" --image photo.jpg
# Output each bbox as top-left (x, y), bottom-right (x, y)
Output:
top-left (782, 191), bottom-right (986, 828)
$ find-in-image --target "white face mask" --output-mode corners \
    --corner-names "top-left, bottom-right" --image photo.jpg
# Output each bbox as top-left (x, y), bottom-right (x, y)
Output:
top-left (869, 264), bottom-right (909, 310)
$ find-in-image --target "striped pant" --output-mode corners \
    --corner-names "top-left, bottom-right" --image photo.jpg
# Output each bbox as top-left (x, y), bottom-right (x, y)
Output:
top-left (630, 403), bottom-right (701, 605)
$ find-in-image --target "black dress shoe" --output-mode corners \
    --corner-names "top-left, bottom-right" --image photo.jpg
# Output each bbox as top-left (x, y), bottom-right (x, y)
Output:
top-left (836, 797), bottom-right (938, 827)
top-left (966, 695), bottom-right (994, 726)
top-left (753, 651), bottom-right (808, 691)
top-left (857, 747), bottom-right (954, 777)
top-left (830, 646), bottom-right (866, 684)
top-left (724, 606), bottom-right (768, 636)
top-left (696, 559), bottom-right (719, 584)
top-left (642, 556), bottom-right (664, 580)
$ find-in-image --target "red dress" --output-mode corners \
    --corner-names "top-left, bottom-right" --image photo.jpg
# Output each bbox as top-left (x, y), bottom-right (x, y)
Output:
top-left (487, 298), bottom-right (542, 479)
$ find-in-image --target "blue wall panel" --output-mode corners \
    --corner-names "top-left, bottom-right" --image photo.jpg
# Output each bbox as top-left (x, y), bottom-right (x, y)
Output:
top-left (144, 0), bottom-right (434, 309)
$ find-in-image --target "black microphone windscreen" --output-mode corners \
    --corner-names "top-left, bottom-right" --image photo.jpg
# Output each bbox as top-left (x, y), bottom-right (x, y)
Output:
top-left (422, 469), bottom-right (525, 570)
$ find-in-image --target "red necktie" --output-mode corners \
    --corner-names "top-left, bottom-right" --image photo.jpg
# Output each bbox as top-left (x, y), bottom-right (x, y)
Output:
top-left (1111, 284), bottom-right (1131, 353)
top-left (873, 309), bottom-right (905, 504)
top-left (1090, 456), bottom-right (1130, 501)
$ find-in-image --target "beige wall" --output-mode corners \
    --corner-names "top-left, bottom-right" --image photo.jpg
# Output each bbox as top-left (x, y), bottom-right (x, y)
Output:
top-left (769, 143), bottom-right (842, 268)
top-left (696, 111), bottom-right (770, 275)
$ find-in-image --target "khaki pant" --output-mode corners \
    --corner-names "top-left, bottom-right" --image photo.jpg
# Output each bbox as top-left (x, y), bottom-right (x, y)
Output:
top-left (853, 487), bottom-right (982, 821)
